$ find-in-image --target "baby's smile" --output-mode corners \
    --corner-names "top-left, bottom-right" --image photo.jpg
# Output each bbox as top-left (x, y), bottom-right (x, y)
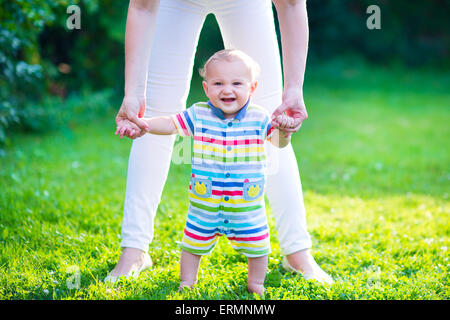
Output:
top-left (221, 97), bottom-right (236, 103)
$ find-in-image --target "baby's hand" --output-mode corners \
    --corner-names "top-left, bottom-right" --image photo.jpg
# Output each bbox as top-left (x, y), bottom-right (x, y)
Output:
top-left (274, 114), bottom-right (297, 137)
top-left (115, 118), bottom-right (143, 139)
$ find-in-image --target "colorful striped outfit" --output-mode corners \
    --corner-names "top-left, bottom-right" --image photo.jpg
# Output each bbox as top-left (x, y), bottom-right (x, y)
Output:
top-left (171, 101), bottom-right (275, 258)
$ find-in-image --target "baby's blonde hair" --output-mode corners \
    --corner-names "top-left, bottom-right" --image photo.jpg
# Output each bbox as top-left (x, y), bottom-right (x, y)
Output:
top-left (199, 49), bottom-right (261, 81)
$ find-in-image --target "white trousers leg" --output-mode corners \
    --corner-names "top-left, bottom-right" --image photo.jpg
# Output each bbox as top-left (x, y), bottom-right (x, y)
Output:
top-left (121, 0), bottom-right (312, 254)
top-left (120, 0), bottom-right (207, 252)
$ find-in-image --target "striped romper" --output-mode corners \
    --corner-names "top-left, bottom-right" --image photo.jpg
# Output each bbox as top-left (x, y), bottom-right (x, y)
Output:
top-left (171, 101), bottom-right (275, 258)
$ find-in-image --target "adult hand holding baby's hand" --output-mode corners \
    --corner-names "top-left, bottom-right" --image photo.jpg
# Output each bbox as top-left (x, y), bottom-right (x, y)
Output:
top-left (275, 114), bottom-right (296, 138)
top-left (115, 96), bottom-right (150, 139)
top-left (115, 119), bottom-right (143, 139)
top-left (271, 88), bottom-right (308, 137)
top-left (275, 114), bottom-right (295, 128)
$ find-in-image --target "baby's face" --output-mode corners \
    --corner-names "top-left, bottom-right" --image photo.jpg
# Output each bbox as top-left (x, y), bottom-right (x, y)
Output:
top-left (202, 59), bottom-right (257, 119)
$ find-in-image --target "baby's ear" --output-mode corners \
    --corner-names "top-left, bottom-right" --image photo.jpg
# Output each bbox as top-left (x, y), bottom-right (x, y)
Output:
top-left (202, 81), bottom-right (209, 96)
top-left (250, 81), bottom-right (258, 95)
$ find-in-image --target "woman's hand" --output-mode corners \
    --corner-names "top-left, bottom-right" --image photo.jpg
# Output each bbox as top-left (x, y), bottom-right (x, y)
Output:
top-left (271, 88), bottom-right (308, 137)
top-left (115, 96), bottom-right (150, 139)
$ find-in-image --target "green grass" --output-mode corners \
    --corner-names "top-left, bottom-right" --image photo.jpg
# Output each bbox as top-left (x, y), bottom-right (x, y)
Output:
top-left (0, 59), bottom-right (449, 299)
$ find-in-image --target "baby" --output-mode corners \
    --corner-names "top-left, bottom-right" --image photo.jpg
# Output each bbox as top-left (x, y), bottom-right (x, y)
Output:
top-left (116, 49), bottom-right (295, 295)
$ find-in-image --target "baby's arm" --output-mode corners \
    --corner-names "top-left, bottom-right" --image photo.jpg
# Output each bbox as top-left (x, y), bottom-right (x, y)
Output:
top-left (268, 114), bottom-right (293, 148)
top-left (141, 116), bottom-right (177, 135)
top-left (116, 116), bottom-right (177, 138)
top-left (269, 129), bottom-right (290, 148)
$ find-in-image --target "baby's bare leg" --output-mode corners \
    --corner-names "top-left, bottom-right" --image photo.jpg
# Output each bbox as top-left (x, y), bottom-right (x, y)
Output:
top-left (247, 255), bottom-right (268, 296)
top-left (179, 249), bottom-right (202, 290)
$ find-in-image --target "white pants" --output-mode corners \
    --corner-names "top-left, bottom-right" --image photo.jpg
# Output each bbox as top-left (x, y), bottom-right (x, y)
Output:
top-left (121, 0), bottom-right (312, 255)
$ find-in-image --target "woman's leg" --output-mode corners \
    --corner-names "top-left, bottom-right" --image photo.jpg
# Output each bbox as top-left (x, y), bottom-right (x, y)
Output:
top-left (213, 0), bottom-right (332, 281)
top-left (110, 0), bottom-right (207, 277)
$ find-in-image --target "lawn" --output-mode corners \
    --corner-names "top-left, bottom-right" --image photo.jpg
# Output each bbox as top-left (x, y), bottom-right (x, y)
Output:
top-left (0, 58), bottom-right (449, 300)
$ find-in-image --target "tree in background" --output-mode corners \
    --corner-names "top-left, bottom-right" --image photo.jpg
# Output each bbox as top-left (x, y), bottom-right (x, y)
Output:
top-left (0, 0), bottom-right (127, 147)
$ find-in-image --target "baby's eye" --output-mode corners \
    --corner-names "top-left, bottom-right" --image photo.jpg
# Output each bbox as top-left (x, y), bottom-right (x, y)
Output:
top-left (233, 82), bottom-right (242, 86)
top-left (214, 82), bottom-right (222, 86)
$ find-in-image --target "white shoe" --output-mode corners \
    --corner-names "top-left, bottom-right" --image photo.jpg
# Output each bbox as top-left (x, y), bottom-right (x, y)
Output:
top-left (104, 253), bottom-right (152, 284)
top-left (282, 256), bottom-right (334, 285)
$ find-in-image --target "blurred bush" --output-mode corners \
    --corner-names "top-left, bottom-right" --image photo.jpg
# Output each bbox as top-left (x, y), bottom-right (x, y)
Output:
top-left (0, 0), bottom-right (448, 150)
top-left (0, 0), bottom-right (126, 149)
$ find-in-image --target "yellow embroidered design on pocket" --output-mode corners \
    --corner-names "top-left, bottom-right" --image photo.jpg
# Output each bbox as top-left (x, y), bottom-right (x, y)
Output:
top-left (247, 185), bottom-right (260, 198)
top-left (243, 179), bottom-right (264, 201)
top-left (190, 177), bottom-right (212, 198)
top-left (194, 181), bottom-right (207, 195)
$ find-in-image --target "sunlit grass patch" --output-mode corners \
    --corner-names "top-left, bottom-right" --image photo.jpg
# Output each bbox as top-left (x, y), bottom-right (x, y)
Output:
top-left (0, 62), bottom-right (448, 299)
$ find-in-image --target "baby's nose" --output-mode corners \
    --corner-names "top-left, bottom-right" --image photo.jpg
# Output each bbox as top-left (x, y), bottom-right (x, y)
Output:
top-left (222, 85), bottom-right (233, 92)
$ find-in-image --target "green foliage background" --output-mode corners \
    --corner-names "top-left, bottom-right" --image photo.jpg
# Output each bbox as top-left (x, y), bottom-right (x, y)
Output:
top-left (0, 0), bottom-right (449, 150)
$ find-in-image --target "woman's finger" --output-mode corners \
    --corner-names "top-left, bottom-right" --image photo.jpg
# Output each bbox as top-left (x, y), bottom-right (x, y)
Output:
top-left (280, 124), bottom-right (302, 133)
top-left (129, 113), bottom-right (150, 132)
top-left (276, 115), bottom-right (284, 128)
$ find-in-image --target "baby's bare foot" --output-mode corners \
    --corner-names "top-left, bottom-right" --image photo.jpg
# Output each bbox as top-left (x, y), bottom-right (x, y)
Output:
top-left (178, 282), bottom-right (195, 293)
top-left (247, 283), bottom-right (265, 296)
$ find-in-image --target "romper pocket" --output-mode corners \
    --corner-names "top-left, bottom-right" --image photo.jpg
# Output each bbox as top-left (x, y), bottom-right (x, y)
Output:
top-left (191, 177), bottom-right (212, 198)
top-left (243, 179), bottom-right (264, 201)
